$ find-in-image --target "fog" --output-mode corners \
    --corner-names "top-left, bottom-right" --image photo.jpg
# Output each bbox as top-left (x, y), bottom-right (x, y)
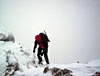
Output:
top-left (0, 0), bottom-right (100, 64)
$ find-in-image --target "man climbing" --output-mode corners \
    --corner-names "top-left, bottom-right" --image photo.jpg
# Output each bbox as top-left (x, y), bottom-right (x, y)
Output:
top-left (33, 31), bottom-right (50, 64)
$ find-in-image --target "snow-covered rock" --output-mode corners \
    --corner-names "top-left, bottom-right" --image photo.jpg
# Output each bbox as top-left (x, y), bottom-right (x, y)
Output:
top-left (0, 28), bottom-right (15, 42)
top-left (0, 28), bottom-right (35, 76)
top-left (43, 66), bottom-right (72, 76)
top-left (0, 41), bottom-right (35, 76)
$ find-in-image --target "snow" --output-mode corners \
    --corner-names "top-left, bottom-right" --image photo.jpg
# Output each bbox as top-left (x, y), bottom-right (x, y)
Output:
top-left (0, 41), bottom-right (35, 76)
top-left (88, 59), bottom-right (100, 66)
top-left (0, 29), bottom-right (100, 76)
top-left (13, 60), bottom-right (100, 76)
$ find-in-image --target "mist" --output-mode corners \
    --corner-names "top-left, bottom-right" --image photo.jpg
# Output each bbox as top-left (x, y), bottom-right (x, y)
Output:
top-left (0, 0), bottom-right (100, 64)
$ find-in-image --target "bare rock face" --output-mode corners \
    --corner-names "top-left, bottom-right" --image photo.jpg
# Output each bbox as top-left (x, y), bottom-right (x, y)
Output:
top-left (43, 67), bottom-right (73, 76)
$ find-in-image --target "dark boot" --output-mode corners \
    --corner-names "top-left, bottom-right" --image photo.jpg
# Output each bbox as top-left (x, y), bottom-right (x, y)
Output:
top-left (38, 61), bottom-right (43, 65)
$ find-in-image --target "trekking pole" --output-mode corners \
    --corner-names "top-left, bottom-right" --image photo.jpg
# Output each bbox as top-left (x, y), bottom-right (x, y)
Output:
top-left (33, 53), bottom-right (36, 64)
top-left (44, 30), bottom-right (47, 35)
top-left (44, 30), bottom-right (50, 42)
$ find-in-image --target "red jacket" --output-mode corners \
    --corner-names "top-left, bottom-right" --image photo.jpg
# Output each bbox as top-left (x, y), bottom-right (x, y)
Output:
top-left (35, 35), bottom-right (44, 48)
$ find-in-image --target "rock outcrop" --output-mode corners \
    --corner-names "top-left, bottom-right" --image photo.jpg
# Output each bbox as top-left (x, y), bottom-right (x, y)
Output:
top-left (92, 72), bottom-right (100, 76)
top-left (0, 28), bottom-right (35, 76)
top-left (0, 29), bottom-right (15, 42)
top-left (43, 66), bottom-right (72, 76)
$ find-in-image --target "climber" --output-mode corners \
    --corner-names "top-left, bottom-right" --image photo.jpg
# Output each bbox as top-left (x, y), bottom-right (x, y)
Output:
top-left (33, 31), bottom-right (50, 64)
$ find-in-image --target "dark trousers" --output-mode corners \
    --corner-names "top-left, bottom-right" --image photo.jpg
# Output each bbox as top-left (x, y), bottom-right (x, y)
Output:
top-left (37, 47), bottom-right (49, 64)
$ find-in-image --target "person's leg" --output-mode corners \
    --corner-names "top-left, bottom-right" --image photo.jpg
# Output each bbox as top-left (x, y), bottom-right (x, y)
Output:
top-left (37, 47), bottom-right (42, 64)
top-left (43, 48), bottom-right (49, 64)
top-left (41, 50), bottom-right (44, 56)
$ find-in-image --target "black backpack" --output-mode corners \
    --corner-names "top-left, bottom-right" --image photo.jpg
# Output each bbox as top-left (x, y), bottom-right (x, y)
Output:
top-left (39, 33), bottom-right (50, 42)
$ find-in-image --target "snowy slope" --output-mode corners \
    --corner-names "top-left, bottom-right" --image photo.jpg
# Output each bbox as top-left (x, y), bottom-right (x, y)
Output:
top-left (0, 41), bottom-right (36, 76)
top-left (0, 29), bottom-right (100, 76)
top-left (0, 29), bottom-right (35, 76)
top-left (14, 61), bottom-right (100, 76)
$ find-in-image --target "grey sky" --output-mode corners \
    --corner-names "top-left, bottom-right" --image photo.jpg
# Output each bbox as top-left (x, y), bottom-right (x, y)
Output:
top-left (0, 0), bottom-right (100, 64)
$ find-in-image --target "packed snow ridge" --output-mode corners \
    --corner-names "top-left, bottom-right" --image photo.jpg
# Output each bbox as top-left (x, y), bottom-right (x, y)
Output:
top-left (0, 29), bottom-right (100, 76)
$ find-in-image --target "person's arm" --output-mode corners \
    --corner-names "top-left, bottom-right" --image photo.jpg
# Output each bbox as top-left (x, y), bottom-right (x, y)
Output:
top-left (33, 40), bottom-right (38, 53)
